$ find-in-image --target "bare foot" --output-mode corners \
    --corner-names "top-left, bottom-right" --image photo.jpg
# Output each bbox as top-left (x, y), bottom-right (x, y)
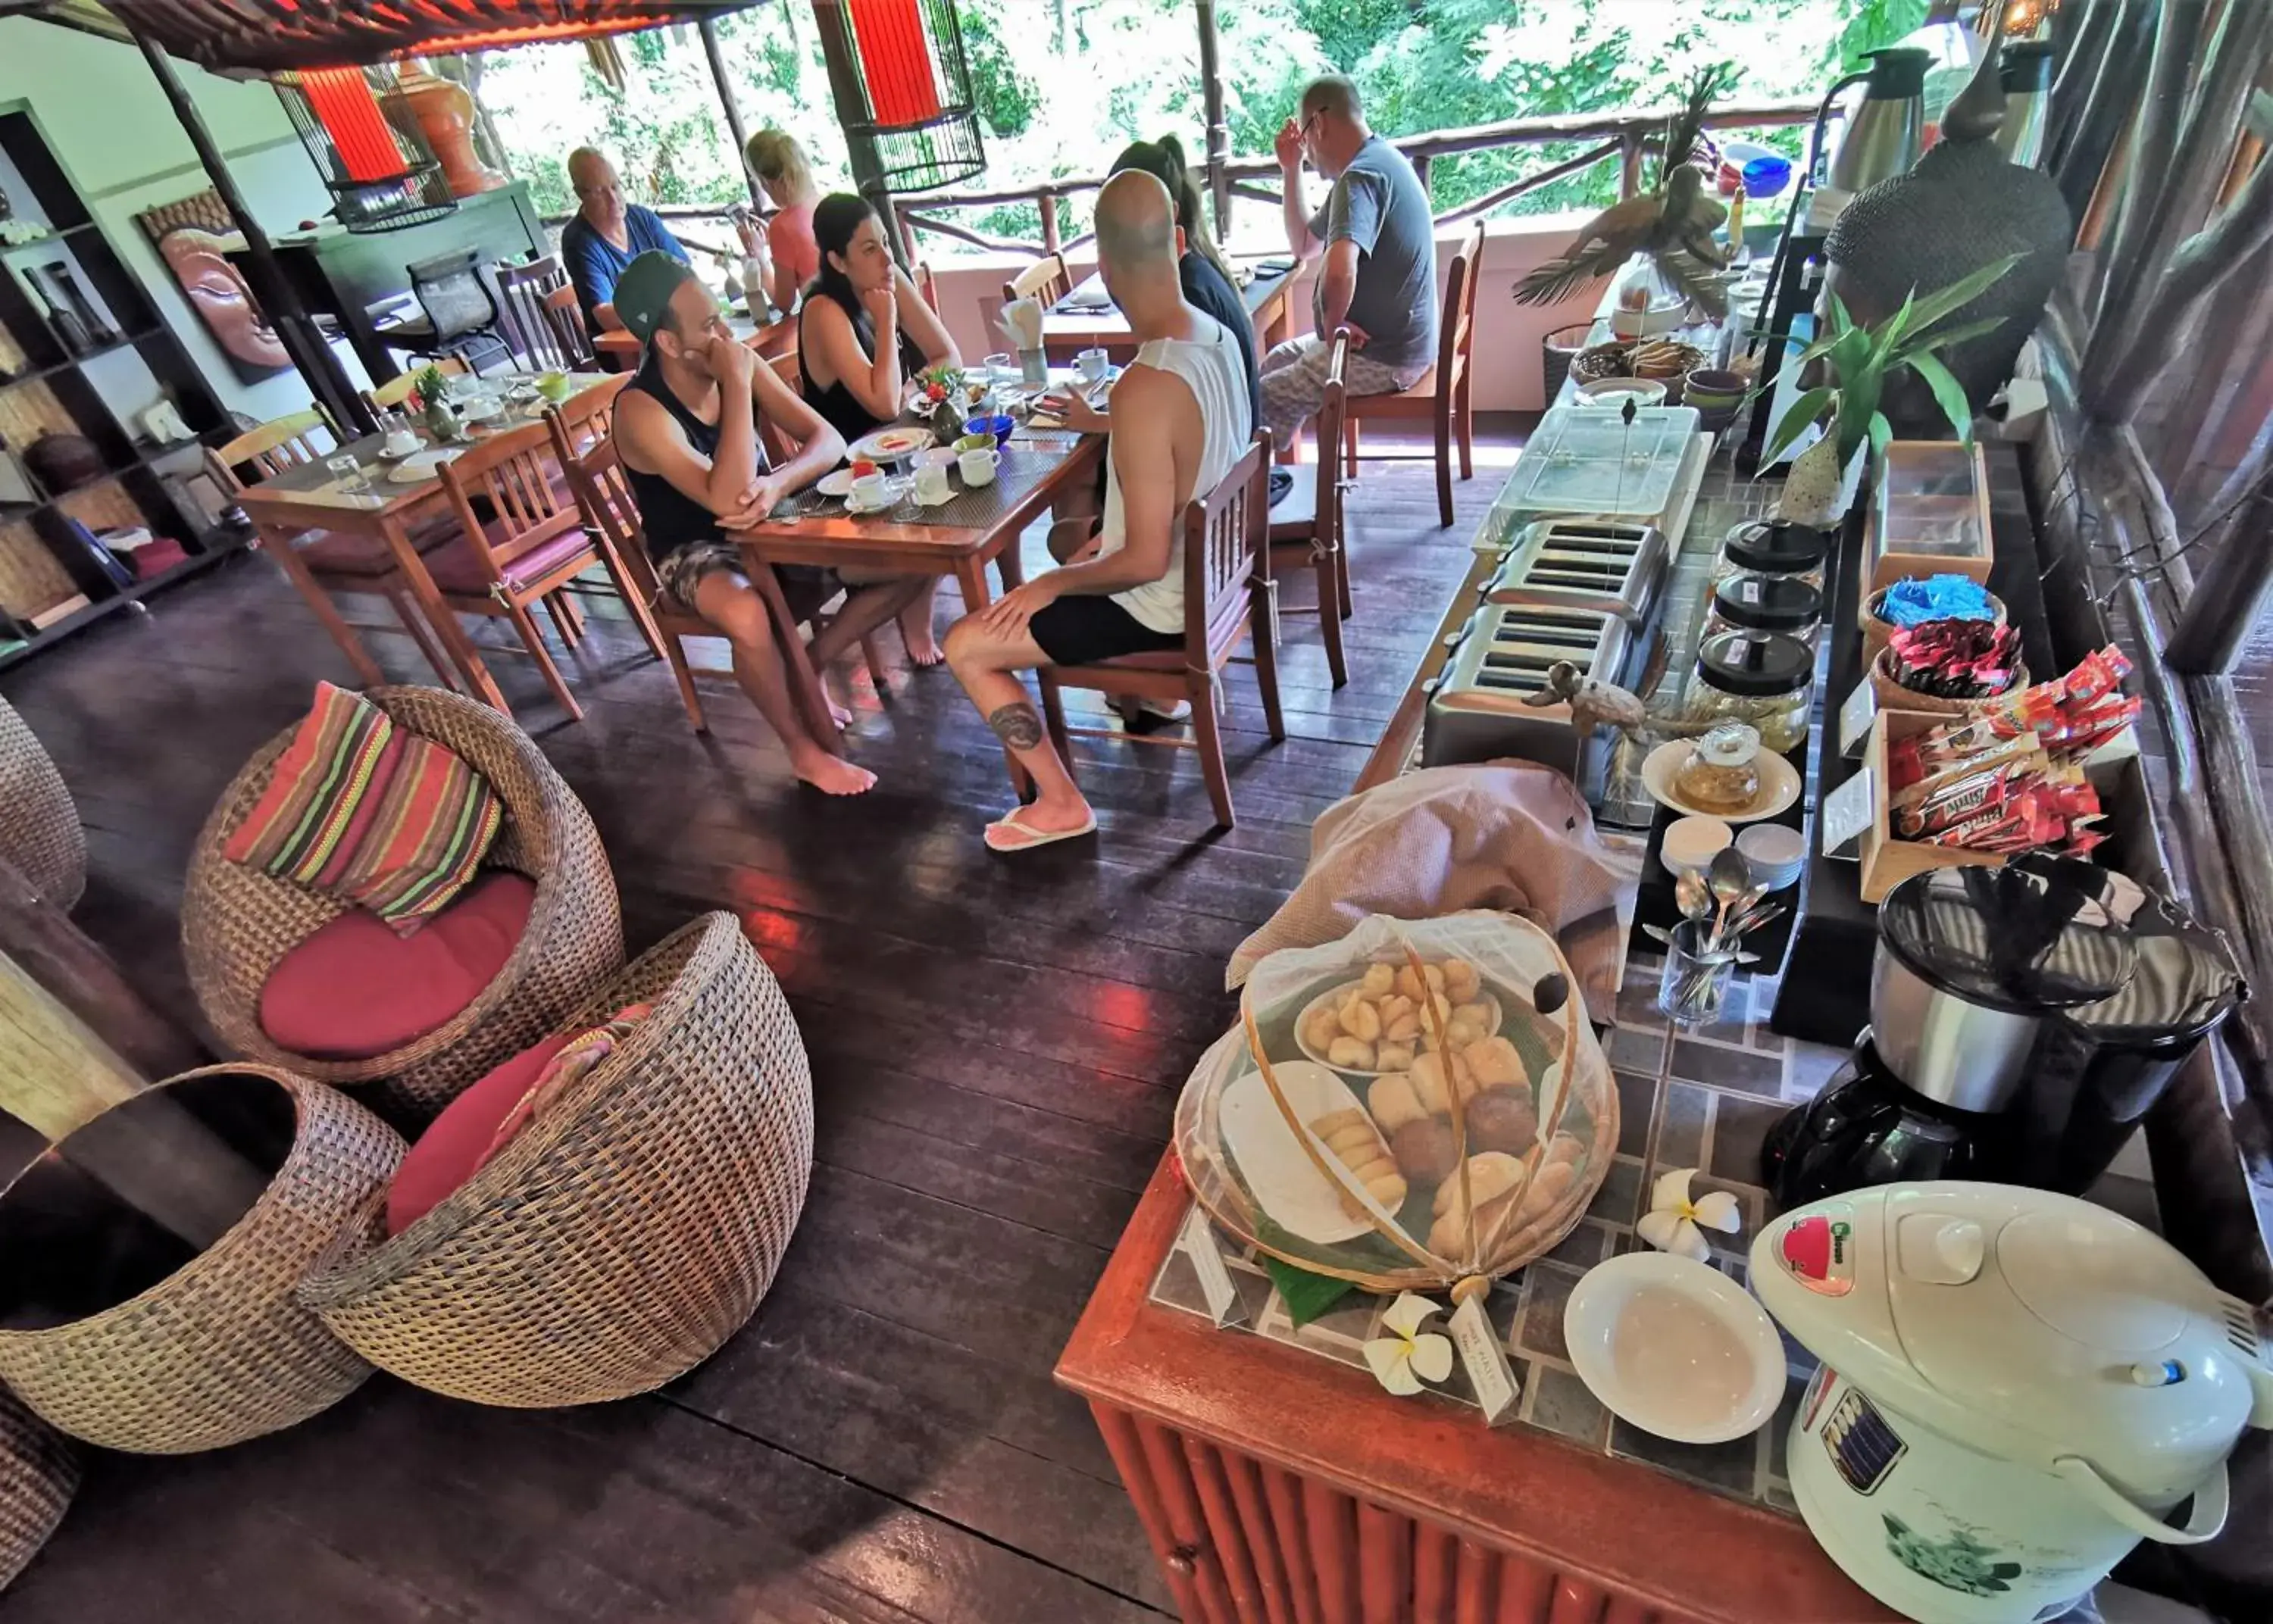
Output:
top-left (789, 745), bottom-right (876, 795)
top-left (899, 601), bottom-right (943, 667)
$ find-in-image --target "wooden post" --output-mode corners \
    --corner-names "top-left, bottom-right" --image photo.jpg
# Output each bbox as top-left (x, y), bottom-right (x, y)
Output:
top-left (1040, 189), bottom-right (1061, 258)
top-left (1194, 0), bottom-right (1233, 239)
top-left (1412, 154), bottom-right (1433, 211)
top-left (811, 0), bottom-right (910, 269)
top-left (0, 948), bottom-right (141, 1141)
top-left (0, 854), bottom-right (203, 1082)
top-left (700, 14), bottom-right (767, 210)
top-left (127, 27), bottom-right (374, 437)
top-left (1618, 130), bottom-right (1646, 199)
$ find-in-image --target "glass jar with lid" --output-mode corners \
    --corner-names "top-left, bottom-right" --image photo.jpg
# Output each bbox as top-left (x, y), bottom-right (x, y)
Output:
top-left (1685, 629), bottom-right (1815, 753)
top-left (1713, 518), bottom-right (1830, 591)
top-left (1703, 573), bottom-right (1824, 650)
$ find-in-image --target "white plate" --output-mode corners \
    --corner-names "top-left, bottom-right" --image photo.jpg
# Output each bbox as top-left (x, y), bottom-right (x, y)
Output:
top-left (1640, 740), bottom-right (1801, 823)
top-left (848, 426), bottom-right (933, 464)
top-left (815, 470), bottom-right (857, 498)
top-left (386, 448), bottom-right (463, 485)
top-left (1218, 1060), bottom-right (1380, 1245)
top-left (1563, 1252), bottom-right (1784, 1444)
top-left (1293, 979), bottom-right (1502, 1078)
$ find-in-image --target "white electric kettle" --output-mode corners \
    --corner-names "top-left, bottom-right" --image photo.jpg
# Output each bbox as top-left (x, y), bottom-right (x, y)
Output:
top-left (1752, 1182), bottom-right (2273, 1623)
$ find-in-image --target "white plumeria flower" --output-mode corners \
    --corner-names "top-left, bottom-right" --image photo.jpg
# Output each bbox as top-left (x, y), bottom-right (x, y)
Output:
top-left (1636, 1167), bottom-right (1743, 1263)
top-left (1362, 1291), bottom-right (1455, 1397)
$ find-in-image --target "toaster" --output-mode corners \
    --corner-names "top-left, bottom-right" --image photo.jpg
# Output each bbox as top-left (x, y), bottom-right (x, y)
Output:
top-left (1482, 517), bottom-right (1668, 629)
top-left (1421, 602), bottom-right (1639, 792)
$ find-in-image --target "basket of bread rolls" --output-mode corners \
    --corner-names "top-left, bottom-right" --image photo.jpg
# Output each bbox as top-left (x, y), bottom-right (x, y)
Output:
top-left (1174, 911), bottom-right (1616, 1295)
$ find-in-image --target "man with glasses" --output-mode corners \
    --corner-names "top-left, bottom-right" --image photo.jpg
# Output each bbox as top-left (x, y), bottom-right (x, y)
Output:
top-left (1264, 75), bottom-right (1438, 448)
top-left (561, 147), bottom-right (691, 333)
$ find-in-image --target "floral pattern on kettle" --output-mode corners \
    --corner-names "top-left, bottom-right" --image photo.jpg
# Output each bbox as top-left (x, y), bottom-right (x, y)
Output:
top-left (1882, 1515), bottom-right (2025, 1597)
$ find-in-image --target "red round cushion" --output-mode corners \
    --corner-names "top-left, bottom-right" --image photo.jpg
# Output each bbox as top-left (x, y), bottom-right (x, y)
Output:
top-left (257, 870), bottom-right (536, 1061)
top-left (385, 1031), bottom-right (571, 1235)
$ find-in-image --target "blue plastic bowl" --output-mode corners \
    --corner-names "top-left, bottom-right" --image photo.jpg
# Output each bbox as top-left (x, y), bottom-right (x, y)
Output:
top-left (964, 413), bottom-right (1015, 446)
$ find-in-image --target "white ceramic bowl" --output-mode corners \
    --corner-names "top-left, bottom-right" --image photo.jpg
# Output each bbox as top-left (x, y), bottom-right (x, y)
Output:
top-left (1661, 815), bottom-right (1734, 879)
top-left (1574, 376), bottom-right (1669, 409)
top-left (1736, 823), bottom-right (1807, 892)
top-left (1563, 1252), bottom-right (1786, 1444)
top-left (1294, 980), bottom-right (1502, 1078)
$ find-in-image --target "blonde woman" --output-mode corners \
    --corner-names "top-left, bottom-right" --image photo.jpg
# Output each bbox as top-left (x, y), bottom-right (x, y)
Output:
top-left (743, 129), bottom-right (823, 315)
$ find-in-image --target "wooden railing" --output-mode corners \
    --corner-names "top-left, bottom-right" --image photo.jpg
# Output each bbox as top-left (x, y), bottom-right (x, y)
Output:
top-left (890, 97), bottom-right (1819, 261)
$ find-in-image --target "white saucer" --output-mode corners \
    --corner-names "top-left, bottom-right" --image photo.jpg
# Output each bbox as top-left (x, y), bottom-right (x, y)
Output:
top-left (1640, 740), bottom-right (1801, 823)
top-left (816, 470), bottom-right (856, 498)
top-left (386, 448), bottom-right (462, 484)
top-left (844, 478), bottom-right (910, 515)
top-left (1563, 1252), bottom-right (1785, 1444)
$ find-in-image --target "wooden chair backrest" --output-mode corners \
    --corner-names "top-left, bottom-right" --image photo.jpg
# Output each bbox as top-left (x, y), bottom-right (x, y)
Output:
top-left (1181, 432), bottom-right (1271, 668)
top-left (540, 285), bottom-right (599, 368)
top-left (1440, 218), bottom-right (1485, 389)
top-left (207, 408), bottom-right (336, 489)
top-left (551, 370), bottom-right (630, 457)
top-left (496, 255), bottom-right (577, 372)
top-left (1314, 331), bottom-right (1350, 544)
top-left (1002, 253), bottom-right (1069, 310)
top-left (559, 429), bottom-right (683, 624)
top-left (435, 417), bottom-right (580, 586)
top-left (914, 260), bottom-right (940, 314)
top-left (366, 356), bottom-right (466, 414)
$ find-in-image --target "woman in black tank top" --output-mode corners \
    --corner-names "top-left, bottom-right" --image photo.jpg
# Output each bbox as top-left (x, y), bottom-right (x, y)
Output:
top-left (799, 194), bottom-right (961, 445)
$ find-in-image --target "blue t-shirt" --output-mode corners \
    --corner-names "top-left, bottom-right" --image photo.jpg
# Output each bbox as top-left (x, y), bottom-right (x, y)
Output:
top-left (561, 205), bottom-right (689, 327)
top-left (1308, 136), bottom-right (1438, 372)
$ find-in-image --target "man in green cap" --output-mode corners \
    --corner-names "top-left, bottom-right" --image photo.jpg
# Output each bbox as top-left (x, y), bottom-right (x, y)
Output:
top-left (612, 251), bottom-right (924, 795)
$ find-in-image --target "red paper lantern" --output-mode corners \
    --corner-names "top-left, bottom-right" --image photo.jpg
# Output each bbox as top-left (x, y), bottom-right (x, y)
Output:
top-left (830, 0), bottom-right (985, 194)
top-left (298, 67), bottom-right (402, 183)
top-left (848, 0), bottom-right (944, 128)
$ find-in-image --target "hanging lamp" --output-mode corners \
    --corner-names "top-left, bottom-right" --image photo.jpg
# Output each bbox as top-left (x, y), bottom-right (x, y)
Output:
top-left (274, 65), bottom-right (457, 233)
top-left (839, 0), bottom-right (986, 193)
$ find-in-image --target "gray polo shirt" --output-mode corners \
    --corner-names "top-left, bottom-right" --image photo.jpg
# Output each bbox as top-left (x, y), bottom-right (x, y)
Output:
top-left (1308, 136), bottom-right (1439, 373)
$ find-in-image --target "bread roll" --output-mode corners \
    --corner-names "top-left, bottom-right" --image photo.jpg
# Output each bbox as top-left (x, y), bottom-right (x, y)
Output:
top-left (1327, 1035), bottom-right (1374, 1070)
top-left (1430, 1151), bottom-right (1527, 1216)
top-left (1389, 1116), bottom-right (1459, 1184)
top-left (1368, 1072), bottom-right (1427, 1132)
top-left (1374, 1042), bottom-right (1415, 1074)
top-left (1463, 1035), bottom-right (1527, 1092)
top-left (1359, 963), bottom-right (1396, 998)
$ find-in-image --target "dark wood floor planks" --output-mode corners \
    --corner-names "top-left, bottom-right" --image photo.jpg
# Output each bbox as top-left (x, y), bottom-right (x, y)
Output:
top-left (0, 427), bottom-right (1514, 1623)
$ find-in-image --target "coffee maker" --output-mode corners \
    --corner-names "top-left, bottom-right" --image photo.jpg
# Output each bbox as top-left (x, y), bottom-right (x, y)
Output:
top-left (1762, 856), bottom-right (2243, 1206)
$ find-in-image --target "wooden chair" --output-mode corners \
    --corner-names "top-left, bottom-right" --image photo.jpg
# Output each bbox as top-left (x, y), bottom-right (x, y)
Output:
top-left (1036, 434), bottom-right (1283, 829)
top-left (558, 429), bottom-right (888, 737)
top-left (1002, 252), bottom-right (1071, 311)
top-left (1340, 218), bottom-right (1485, 528)
top-left (431, 417), bottom-right (667, 723)
top-left (1268, 330), bottom-right (1352, 688)
top-left (549, 370), bottom-right (630, 459)
top-left (363, 354), bottom-right (466, 420)
top-left (541, 285), bottom-right (599, 370)
top-left (495, 256), bottom-right (580, 372)
top-left (914, 261), bottom-right (941, 314)
top-left (205, 413), bottom-right (460, 689)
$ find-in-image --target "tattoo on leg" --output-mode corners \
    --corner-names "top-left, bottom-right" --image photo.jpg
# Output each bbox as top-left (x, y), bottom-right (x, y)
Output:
top-left (986, 701), bottom-right (1044, 751)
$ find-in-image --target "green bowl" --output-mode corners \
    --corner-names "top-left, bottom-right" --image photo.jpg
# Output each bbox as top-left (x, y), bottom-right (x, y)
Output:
top-left (535, 370), bottom-right (572, 404)
top-left (954, 433), bottom-right (994, 455)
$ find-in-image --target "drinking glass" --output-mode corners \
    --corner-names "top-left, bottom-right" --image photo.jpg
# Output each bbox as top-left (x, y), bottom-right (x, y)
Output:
top-left (324, 454), bottom-right (368, 495)
top-left (1657, 920), bottom-right (1734, 1028)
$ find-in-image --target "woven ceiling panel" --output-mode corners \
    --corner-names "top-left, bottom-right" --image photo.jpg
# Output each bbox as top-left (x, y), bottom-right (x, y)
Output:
top-left (114, 2), bottom-right (754, 72)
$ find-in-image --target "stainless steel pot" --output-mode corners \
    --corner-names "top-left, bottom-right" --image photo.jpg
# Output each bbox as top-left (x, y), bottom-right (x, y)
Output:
top-left (1868, 948), bottom-right (2046, 1111)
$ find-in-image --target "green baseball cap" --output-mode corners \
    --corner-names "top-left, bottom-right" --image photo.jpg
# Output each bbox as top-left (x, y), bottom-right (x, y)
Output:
top-left (613, 251), bottom-right (696, 343)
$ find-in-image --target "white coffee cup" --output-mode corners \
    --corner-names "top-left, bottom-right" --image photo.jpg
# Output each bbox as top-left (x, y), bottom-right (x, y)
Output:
top-left (382, 429), bottom-right (420, 458)
top-left (1076, 348), bottom-right (1109, 383)
top-left (914, 462), bottom-right (953, 503)
top-left (958, 446), bottom-right (999, 487)
top-left (849, 472), bottom-right (891, 509)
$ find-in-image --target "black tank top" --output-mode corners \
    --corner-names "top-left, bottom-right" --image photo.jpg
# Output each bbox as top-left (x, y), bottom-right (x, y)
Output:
top-left (799, 288), bottom-right (925, 445)
top-left (621, 346), bottom-right (768, 562)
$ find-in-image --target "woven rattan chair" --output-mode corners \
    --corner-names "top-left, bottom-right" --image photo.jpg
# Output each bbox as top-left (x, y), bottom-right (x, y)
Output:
top-left (300, 912), bottom-right (814, 1407)
top-left (0, 1065), bottom-right (404, 1454)
top-left (0, 696), bottom-right (84, 910)
top-left (0, 1388), bottom-right (76, 1591)
top-left (181, 686), bottom-right (624, 1122)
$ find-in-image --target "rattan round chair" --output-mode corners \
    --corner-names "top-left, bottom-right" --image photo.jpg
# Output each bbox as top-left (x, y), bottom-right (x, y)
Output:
top-left (0, 1066), bottom-right (404, 1454)
top-left (181, 684), bottom-right (624, 1123)
top-left (0, 1388), bottom-right (76, 1593)
top-left (0, 695), bottom-right (85, 911)
top-left (299, 913), bottom-right (814, 1407)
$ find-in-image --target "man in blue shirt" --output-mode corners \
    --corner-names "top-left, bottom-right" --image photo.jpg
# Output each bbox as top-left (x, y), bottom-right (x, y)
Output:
top-left (560, 147), bottom-right (689, 333)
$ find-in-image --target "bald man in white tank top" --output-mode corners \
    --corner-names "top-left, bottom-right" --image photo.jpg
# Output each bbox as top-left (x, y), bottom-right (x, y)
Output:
top-left (943, 170), bottom-right (1253, 853)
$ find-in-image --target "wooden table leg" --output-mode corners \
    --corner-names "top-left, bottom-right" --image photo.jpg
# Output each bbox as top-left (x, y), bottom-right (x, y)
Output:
top-left (378, 517), bottom-right (510, 713)
top-left (257, 524), bottom-right (385, 687)
top-left (747, 558), bottom-right (845, 754)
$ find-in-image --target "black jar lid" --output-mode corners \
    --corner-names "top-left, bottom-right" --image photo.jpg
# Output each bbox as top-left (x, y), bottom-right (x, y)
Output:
top-left (1722, 518), bottom-right (1830, 575)
top-left (1863, 47), bottom-right (1932, 99)
top-left (1696, 629), bottom-right (1814, 696)
top-left (1879, 856), bottom-right (2137, 1016)
top-left (2000, 42), bottom-right (2056, 94)
top-left (1712, 573), bottom-right (1822, 633)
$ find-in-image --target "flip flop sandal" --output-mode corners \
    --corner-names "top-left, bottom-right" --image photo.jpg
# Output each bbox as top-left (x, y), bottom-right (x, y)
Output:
top-left (984, 805), bottom-right (1098, 854)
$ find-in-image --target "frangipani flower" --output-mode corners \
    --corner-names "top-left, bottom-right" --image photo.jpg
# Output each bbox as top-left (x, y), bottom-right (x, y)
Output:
top-left (1637, 1167), bottom-right (1743, 1262)
top-left (1362, 1291), bottom-right (1454, 1397)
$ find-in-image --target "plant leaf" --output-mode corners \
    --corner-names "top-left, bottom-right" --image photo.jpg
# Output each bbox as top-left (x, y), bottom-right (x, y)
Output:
top-left (1826, 291), bottom-right (1851, 339)
top-left (1838, 368), bottom-right (1881, 464)
top-left (1263, 1253), bottom-right (1355, 1326)
top-left (1868, 411), bottom-right (1893, 460)
top-left (1762, 385), bottom-right (1834, 467)
top-left (1906, 353), bottom-right (1978, 443)
top-left (1831, 324), bottom-right (1876, 383)
top-left (1899, 254), bottom-right (2025, 345)
top-left (1890, 316), bottom-right (2007, 364)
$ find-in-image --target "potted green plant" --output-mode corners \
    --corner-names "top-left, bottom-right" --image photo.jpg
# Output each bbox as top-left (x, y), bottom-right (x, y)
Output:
top-left (1762, 253), bottom-right (2020, 528)
top-left (411, 364), bottom-right (459, 442)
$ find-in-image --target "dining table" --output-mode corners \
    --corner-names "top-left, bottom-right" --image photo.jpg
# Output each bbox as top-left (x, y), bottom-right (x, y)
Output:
top-left (233, 371), bottom-right (625, 714)
top-left (1042, 257), bottom-right (1300, 365)
top-left (592, 304), bottom-right (796, 370)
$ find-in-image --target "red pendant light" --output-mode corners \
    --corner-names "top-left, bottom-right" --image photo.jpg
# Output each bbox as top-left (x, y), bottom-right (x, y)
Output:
top-left (848, 0), bottom-right (944, 127)
top-left (296, 67), bottom-right (403, 184)
top-left (829, 0), bottom-right (986, 194)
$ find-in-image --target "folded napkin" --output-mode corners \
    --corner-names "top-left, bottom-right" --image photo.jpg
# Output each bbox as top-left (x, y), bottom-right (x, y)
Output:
top-left (1001, 297), bottom-right (1044, 351)
top-left (1058, 283), bottom-right (1112, 311)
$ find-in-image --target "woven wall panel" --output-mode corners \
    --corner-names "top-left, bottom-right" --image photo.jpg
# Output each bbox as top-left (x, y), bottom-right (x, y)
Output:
top-left (123, 2), bottom-right (755, 73)
top-left (57, 477), bottom-right (147, 536)
top-left (0, 520), bottom-right (74, 619)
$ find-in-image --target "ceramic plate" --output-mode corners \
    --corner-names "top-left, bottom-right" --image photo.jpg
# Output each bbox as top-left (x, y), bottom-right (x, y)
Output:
top-left (1640, 740), bottom-right (1801, 823)
top-left (1563, 1252), bottom-right (1785, 1444)
top-left (816, 470), bottom-right (856, 498)
top-left (848, 426), bottom-right (933, 463)
top-left (386, 448), bottom-right (462, 485)
top-left (1294, 981), bottom-right (1502, 1078)
top-left (1218, 1060), bottom-right (1381, 1245)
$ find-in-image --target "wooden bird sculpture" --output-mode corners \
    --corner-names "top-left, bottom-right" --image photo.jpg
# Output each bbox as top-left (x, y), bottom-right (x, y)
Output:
top-left (1515, 68), bottom-right (1732, 319)
top-left (1521, 642), bottom-right (1718, 746)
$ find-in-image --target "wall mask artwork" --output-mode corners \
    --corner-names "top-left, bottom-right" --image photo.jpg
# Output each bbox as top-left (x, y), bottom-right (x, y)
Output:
top-left (133, 190), bottom-right (293, 384)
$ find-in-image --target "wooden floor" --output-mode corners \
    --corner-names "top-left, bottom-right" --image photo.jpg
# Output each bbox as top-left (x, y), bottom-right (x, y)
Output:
top-left (0, 425), bottom-right (1519, 1623)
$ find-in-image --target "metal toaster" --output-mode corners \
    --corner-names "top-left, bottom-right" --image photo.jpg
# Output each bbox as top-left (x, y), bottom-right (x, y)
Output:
top-left (1421, 602), bottom-right (1637, 792)
top-left (1482, 517), bottom-right (1668, 629)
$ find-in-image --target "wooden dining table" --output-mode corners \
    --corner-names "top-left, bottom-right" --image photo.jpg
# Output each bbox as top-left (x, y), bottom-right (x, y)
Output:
top-left (592, 305), bottom-right (796, 370)
top-left (1042, 258), bottom-right (1300, 365)
top-left (233, 371), bottom-right (624, 713)
top-left (726, 422), bottom-right (1105, 772)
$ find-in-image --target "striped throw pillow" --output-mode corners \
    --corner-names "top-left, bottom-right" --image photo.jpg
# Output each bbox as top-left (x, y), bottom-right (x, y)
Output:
top-left (222, 682), bottom-right (504, 935)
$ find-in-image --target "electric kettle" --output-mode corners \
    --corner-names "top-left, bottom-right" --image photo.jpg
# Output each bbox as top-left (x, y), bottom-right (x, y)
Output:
top-left (1753, 1183), bottom-right (2273, 1623)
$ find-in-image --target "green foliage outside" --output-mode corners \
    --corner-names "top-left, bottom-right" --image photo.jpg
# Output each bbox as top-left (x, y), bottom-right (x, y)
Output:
top-left (477, 1), bottom-right (1928, 254)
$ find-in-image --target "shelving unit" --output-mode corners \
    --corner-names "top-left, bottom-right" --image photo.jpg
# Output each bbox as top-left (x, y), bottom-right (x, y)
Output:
top-left (0, 102), bottom-right (239, 669)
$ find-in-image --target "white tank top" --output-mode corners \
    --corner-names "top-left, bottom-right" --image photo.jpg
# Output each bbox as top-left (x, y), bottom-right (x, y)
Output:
top-left (1099, 316), bottom-right (1253, 635)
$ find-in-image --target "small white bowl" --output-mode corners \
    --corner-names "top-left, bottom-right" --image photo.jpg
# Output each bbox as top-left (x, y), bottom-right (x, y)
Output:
top-left (1737, 823), bottom-right (1806, 892)
top-left (1564, 1251), bottom-right (1786, 1444)
top-left (1293, 979), bottom-right (1502, 1078)
top-left (1661, 815), bottom-right (1733, 879)
top-left (1575, 376), bottom-right (1669, 408)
